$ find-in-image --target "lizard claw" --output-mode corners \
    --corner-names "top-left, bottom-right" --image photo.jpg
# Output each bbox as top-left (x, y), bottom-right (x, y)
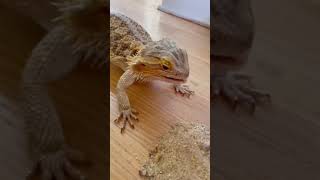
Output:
top-left (174, 84), bottom-right (194, 98)
top-left (65, 147), bottom-right (91, 165)
top-left (26, 147), bottom-right (88, 180)
top-left (213, 72), bottom-right (270, 113)
top-left (114, 108), bottom-right (139, 133)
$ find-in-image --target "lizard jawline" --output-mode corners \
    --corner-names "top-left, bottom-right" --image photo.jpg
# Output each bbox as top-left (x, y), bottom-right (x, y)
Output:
top-left (162, 76), bottom-right (186, 83)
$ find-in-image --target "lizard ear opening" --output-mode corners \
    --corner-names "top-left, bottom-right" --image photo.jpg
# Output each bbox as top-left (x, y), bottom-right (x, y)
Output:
top-left (127, 56), bottom-right (145, 65)
top-left (131, 61), bottom-right (147, 72)
top-left (130, 42), bottom-right (145, 56)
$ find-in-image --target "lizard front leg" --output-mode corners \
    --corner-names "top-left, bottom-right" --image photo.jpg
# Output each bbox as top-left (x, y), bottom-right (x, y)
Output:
top-left (213, 71), bottom-right (270, 113)
top-left (174, 84), bottom-right (194, 97)
top-left (114, 69), bottom-right (139, 133)
top-left (22, 26), bottom-right (87, 180)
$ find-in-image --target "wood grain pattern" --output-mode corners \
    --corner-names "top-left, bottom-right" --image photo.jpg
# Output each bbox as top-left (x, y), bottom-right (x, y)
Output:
top-left (0, 1), bottom-right (209, 179)
top-left (214, 0), bottom-right (320, 179)
top-left (110, 0), bottom-right (210, 179)
top-left (3, 0), bottom-right (319, 179)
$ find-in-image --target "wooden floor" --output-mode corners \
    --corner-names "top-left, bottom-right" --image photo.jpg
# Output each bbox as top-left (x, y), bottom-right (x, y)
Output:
top-left (214, 0), bottom-right (320, 179)
top-left (0, 1), bottom-right (210, 180)
top-left (4, 0), bottom-right (320, 180)
top-left (110, 0), bottom-right (210, 179)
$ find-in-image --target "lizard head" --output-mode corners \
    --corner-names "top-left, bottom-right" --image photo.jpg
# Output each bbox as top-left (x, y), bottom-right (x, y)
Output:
top-left (53, 0), bottom-right (108, 62)
top-left (128, 38), bottom-right (190, 84)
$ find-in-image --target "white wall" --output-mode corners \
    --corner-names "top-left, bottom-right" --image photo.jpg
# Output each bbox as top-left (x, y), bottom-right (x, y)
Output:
top-left (158, 0), bottom-right (210, 28)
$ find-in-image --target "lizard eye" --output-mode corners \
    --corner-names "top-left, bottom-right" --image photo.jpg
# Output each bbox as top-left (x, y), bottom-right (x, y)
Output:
top-left (160, 58), bottom-right (171, 70)
top-left (162, 64), bottom-right (169, 70)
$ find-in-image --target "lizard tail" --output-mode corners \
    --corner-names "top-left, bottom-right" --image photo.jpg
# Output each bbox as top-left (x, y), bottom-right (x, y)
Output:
top-left (52, 0), bottom-right (108, 63)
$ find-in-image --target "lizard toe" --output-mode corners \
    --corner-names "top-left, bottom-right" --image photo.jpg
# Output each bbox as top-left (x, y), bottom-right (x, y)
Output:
top-left (214, 72), bottom-right (270, 113)
top-left (64, 160), bottom-right (87, 180)
top-left (131, 108), bottom-right (139, 115)
top-left (39, 151), bottom-right (66, 180)
top-left (52, 168), bottom-right (64, 180)
top-left (27, 148), bottom-right (87, 180)
top-left (117, 108), bottom-right (139, 133)
top-left (174, 84), bottom-right (194, 97)
top-left (66, 147), bottom-right (91, 165)
top-left (41, 168), bottom-right (53, 180)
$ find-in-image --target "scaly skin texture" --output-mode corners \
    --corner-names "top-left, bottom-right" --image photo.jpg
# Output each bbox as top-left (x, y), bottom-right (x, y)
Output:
top-left (212, 0), bottom-right (270, 112)
top-left (22, 0), bottom-right (107, 179)
top-left (110, 12), bottom-right (194, 133)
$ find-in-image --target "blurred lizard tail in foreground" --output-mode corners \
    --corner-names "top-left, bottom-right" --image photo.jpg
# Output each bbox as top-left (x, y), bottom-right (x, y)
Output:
top-left (21, 0), bottom-right (108, 179)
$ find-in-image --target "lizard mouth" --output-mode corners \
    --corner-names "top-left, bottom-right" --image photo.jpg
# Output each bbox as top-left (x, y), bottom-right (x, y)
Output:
top-left (163, 76), bottom-right (186, 82)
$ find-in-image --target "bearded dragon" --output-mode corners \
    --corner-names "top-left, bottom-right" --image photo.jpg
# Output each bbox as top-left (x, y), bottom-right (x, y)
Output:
top-left (110, 12), bottom-right (194, 133)
top-left (17, 0), bottom-right (107, 179)
top-left (212, 0), bottom-right (270, 112)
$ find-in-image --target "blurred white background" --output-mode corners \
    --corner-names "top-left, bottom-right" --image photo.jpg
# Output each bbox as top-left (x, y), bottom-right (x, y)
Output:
top-left (158, 0), bottom-right (210, 28)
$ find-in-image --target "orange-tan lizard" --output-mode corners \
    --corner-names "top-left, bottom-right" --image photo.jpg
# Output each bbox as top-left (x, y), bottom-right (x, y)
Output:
top-left (4, 0), bottom-right (193, 179)
top-left (110, 12), bottom-right (194, 133)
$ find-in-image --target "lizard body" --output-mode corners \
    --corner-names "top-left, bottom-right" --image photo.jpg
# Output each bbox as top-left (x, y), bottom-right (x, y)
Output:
top-left (212, 0), bottom-right (270, 111)
top-left (21, 0), bottom-right (107, 179)
top-left (110, 13), bottom-right (151, 70)
top-left (16, 0), bottom-right (192, 178)
top-left (110, 12), bottom-right (194, 132)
